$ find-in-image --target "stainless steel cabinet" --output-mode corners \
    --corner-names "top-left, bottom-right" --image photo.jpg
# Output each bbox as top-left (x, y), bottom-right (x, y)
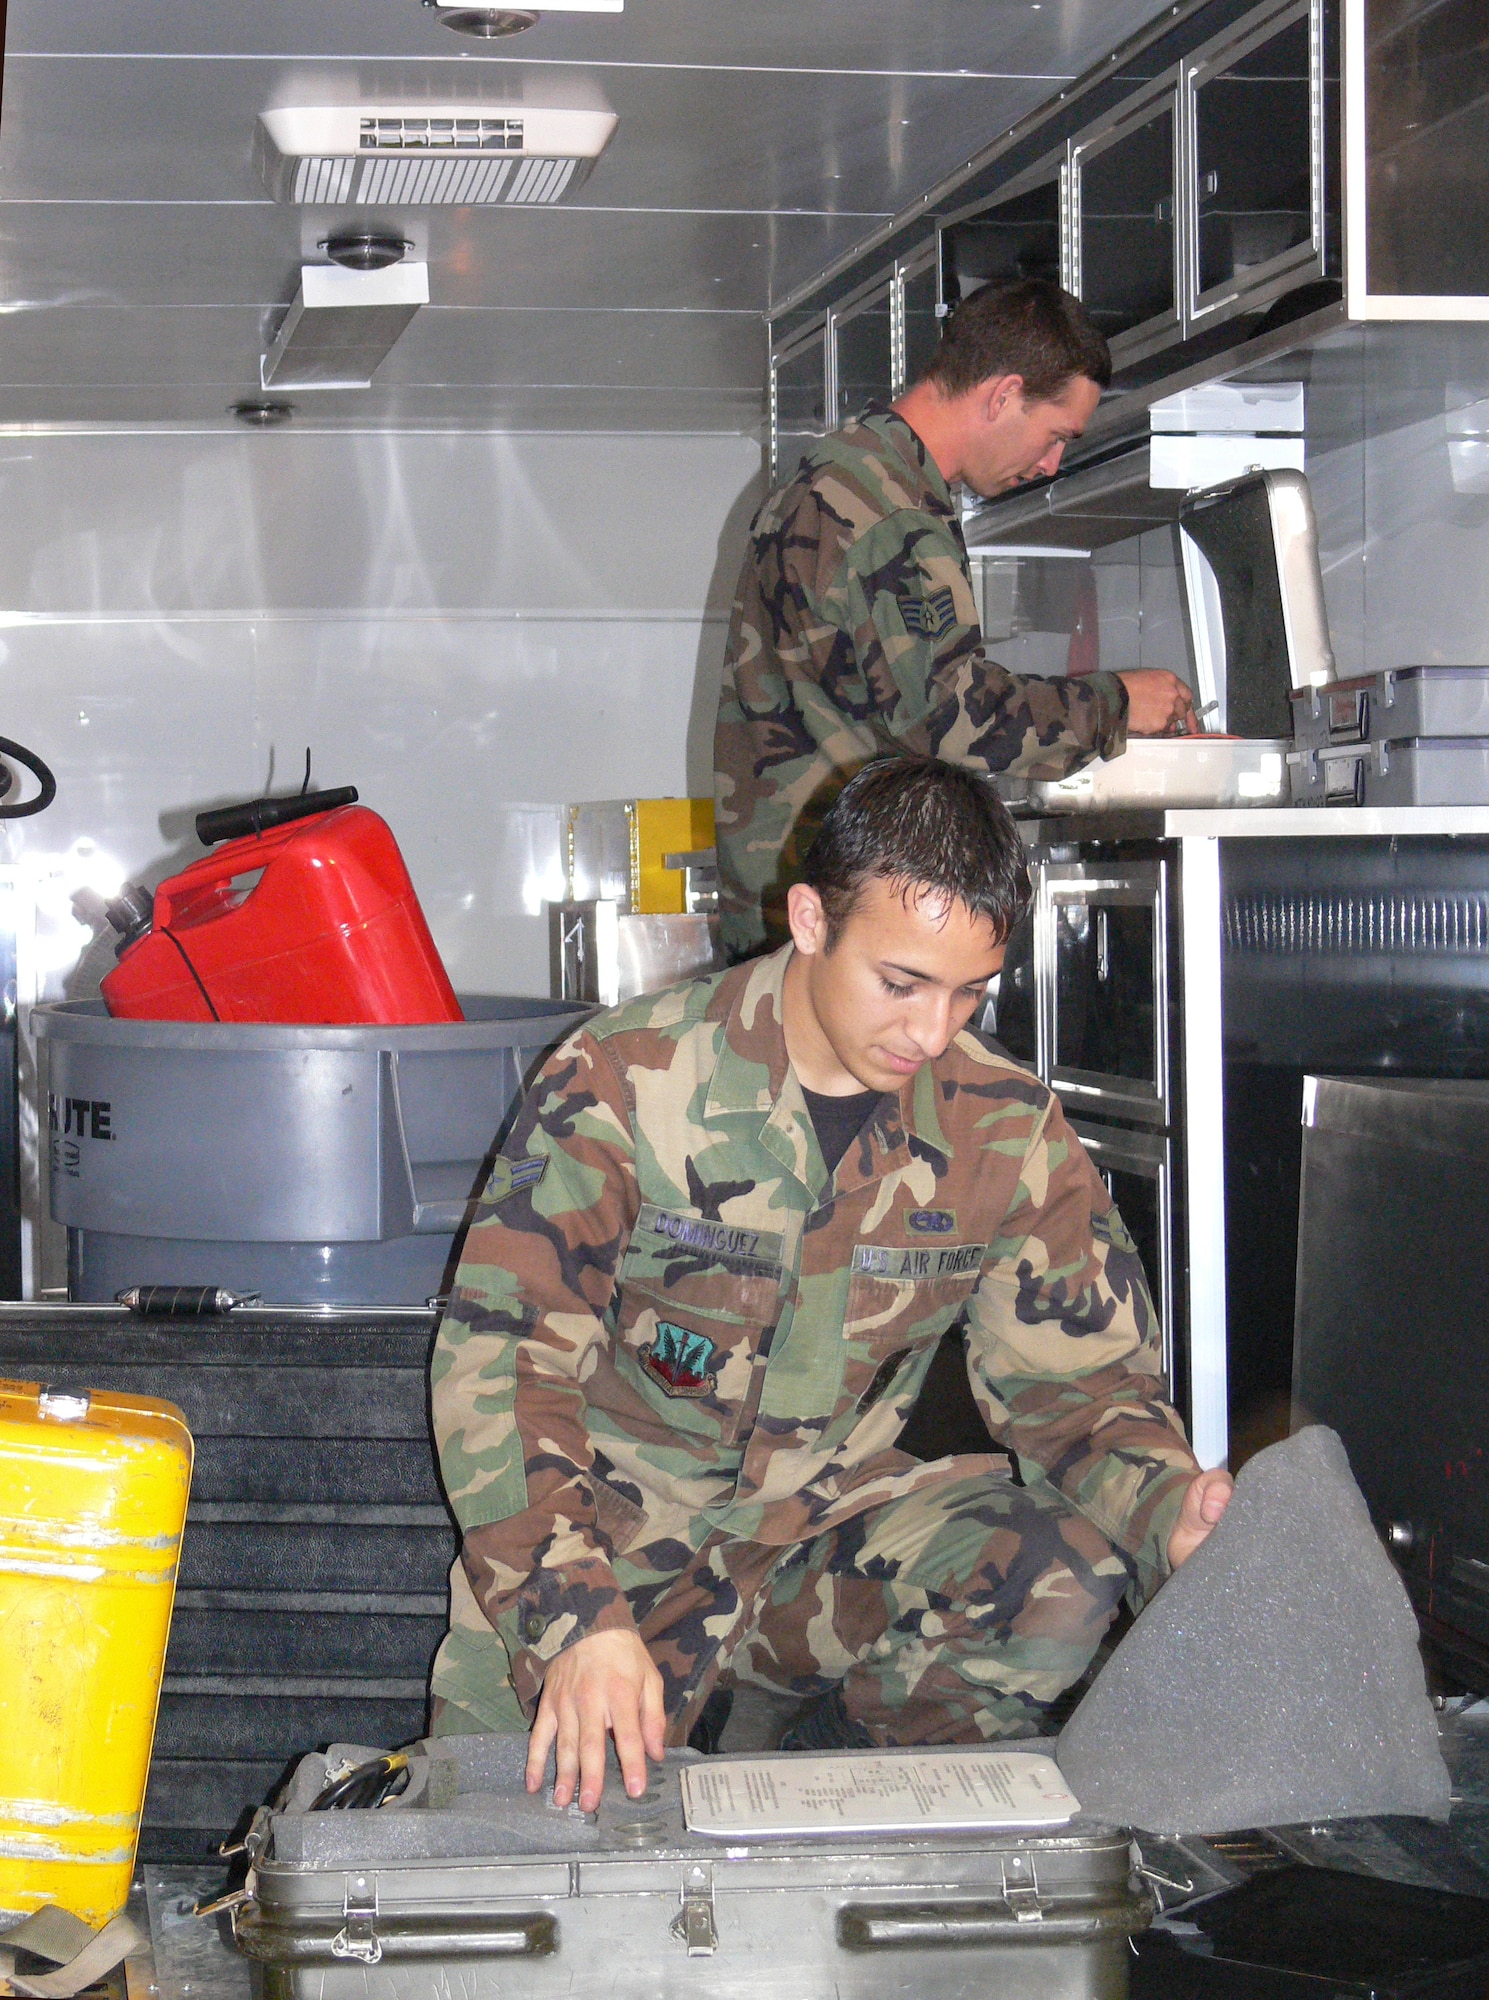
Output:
top-left (1346, 0), bottom-right (1489, 315)
top-left (830, 279), bottom-right (893, 428)
top-left (1071, 83), bottom-right (1183, 364)
top-left (898, 246), bottom-right (941, 390)
top-left (940, 150), bottom-right (1067, 309)
top-left (770, 321), bottom-right (828, 483)
top-left (928, 0), bottom-right (1334, 371)
top-left (770, 245), bottom-right (956, 473)
top-left (1186, 0), bottom-right (1330, 327)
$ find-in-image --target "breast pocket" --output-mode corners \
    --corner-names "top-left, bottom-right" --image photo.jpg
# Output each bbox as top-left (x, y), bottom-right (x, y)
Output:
top-left (612, 1204), bottom-right (785, 1439)
top-left (842, 1241), bottom-right (987, 1410)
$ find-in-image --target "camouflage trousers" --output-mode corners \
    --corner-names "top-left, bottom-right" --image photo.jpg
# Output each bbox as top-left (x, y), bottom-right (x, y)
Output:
top-left (433, 1464), bottom-right (1136, 1746)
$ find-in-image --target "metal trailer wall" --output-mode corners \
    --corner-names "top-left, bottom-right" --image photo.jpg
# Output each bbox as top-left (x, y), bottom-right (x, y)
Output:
top-left (0, 427), bottom-right (762, 1005)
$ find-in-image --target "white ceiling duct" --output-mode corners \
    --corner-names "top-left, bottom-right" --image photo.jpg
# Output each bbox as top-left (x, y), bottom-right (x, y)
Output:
top-left (260, 261), bottom-right (430, 391)
top-left (258, 104), bottom-right (619, 207)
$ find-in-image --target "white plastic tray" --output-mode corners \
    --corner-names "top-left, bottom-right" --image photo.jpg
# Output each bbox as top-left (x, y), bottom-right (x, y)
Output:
top-left (1025, 736), bottom-right (1289, 813)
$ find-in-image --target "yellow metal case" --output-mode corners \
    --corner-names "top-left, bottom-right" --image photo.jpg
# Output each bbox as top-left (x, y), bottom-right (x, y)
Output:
top-left (0, 1379), bottom-right (192, 1927)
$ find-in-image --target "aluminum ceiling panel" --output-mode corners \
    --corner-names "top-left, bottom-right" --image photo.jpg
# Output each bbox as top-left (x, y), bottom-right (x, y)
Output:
top-left (0, 383), bottom-right (764, 431)
top-left (0, 303), bottom-right (764, 391)
top-left (0, 0), bottom-right (1181, 428)
top-left (0, 202), bottom-right (865, 314)
top-left (10, 0), bottom-right (1185, 76)
top-left (0, 55), bottom-right (1020, 221)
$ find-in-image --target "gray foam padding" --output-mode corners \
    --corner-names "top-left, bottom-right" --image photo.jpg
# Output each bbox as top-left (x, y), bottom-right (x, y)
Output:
top-left (1056, 1426), bottom-right (1451, 1835)
top-left (270, 1739), bottom-right (701, 1866)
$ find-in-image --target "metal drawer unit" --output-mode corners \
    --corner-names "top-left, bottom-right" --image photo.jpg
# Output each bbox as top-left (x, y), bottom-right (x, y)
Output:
top-left (992, 843), bottom-right (1191, 1438)
top-left (1068, 1118), bottom-right (1177, 1389)
top-left (1036, 857), bottom-right (1173, 1128)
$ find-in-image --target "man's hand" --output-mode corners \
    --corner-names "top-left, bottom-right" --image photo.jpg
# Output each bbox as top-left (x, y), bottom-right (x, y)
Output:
top-left (1166, 1467), bottom-right (1234, 1569)
top-left (525, 1628), bottom-right (665, 1812)
top-left (1118, 669), bottom-right (1200, 737)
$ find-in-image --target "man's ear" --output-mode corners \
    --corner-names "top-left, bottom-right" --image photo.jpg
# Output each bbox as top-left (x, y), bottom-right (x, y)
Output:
top-left (786, 881), bottom-right (830, 957)
top-left (980, 372), bottom-right (1024, 426)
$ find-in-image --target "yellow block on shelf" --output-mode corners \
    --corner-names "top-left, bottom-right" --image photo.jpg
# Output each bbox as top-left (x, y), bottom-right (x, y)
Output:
top-left (566, 798), bottom-right (715, 916)
top-left (633, 797), bottom-right (714, 915)
top-left (0, 1380), bottom-right (193, 1927)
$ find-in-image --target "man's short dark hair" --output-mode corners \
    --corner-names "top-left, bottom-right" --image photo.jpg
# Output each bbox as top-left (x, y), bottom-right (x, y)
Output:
top-left (921, 278), bottom-right (1111, 401)
top-left (803, 757), bottom-right (1031, 948)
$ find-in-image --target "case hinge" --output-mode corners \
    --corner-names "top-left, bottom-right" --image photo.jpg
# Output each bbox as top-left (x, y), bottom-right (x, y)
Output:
top-left (1000, 1854), bottom-right (1047, 1924)
top-left (669, 1863), bottom-right (718, 1956)
top-left (332, 1874), bottom-right (382, 1964)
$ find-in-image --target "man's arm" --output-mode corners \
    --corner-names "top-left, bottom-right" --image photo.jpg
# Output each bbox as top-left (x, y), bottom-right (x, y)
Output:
top-left (961, 1091), bottom-right (1212, 1601)
top-left (431, 1028), bottom-right (660, 1803)
top-left (837, 514), bottom-right (1134, 781)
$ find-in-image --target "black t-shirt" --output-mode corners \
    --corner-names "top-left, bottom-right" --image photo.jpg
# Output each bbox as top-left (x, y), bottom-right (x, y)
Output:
top-left (802, 1086), bottom-right (883, 1177)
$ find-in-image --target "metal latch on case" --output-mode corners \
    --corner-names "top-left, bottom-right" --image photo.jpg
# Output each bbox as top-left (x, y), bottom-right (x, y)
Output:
top-left (1000, 1853), bottom-right (1046, 1924)
top-left (670, 1863), bottom-right (718, 1956)
top-left (332, 1875), bottom-right (382, 1965)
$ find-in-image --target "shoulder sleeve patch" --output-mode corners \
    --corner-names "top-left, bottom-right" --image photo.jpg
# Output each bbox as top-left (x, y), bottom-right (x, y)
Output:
top-left (898, 585), bottom-right (958, 639)
top-left (484, 1155), bottom-right (548, 1205)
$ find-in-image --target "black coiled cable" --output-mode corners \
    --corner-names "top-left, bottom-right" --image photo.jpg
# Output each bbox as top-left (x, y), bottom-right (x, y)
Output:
top-left (0, 735), bottom-right (55, 819)
top-left (309, 1752), bottom-right (412, 1812)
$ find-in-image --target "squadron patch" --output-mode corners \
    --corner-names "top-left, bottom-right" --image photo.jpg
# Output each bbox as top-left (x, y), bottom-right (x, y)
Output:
top-left (639, 1321), bottom-right (719, 1399)
top-left (484, 1155), bottom-right (548, 1206)
top-left (898, 585), bottom-right (958, 639)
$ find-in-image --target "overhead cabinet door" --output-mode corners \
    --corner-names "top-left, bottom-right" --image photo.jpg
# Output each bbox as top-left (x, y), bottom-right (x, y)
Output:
top-left (1186, 0), bottom-right (1330, 326)
top-left (770, 322), bottom-right (828, 483)
top-left (1346, 0), bottom-right (1489, 315)
top-left (939, 149), bottom-right (1068, 311)
top-left (830, 278), bottom-right (893, 427)
top-left (896, 245), bottom-right (940, 392)
top-left (1071, 81), bottom-right (1182, 365)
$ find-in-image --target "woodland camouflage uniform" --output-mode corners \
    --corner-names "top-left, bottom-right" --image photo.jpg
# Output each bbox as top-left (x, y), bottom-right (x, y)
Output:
top-left (714, 405), bottom-right (1130, 959)
top-left (430, 946), bottom-right (1201, 1747)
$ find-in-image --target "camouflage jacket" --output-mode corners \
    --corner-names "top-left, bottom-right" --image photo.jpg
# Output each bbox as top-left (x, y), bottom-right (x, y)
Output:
top-left (432, 946), bottom-right (1199, 1718)
top-left (714, 405), bottom-right (1130, 958)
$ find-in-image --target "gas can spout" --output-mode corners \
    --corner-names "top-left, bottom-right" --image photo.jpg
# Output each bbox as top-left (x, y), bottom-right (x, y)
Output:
top-left (103, 882), bottom-right (155, 954)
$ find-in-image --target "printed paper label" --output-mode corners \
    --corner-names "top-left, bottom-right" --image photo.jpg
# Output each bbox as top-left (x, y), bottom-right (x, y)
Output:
top-left (680, 1750), bottom-right (1079, 1839)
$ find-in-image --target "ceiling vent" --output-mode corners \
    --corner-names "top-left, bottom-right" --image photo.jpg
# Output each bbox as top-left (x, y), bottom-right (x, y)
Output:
top-left (261, 261), bottom-right (429, 391)
top-left (257, 105), bottom-right (618, 207)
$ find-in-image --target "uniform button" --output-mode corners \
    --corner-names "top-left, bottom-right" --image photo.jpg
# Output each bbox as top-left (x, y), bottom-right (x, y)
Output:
top-left (521, 1610), bottom-right (548, 1643)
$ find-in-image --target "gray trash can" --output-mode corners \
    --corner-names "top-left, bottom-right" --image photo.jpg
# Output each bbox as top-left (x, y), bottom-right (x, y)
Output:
top-left (35, 996), bottom-right (590, 1306)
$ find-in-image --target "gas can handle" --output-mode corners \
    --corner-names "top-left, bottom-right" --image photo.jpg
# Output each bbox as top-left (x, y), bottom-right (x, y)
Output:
top-left (195, 786), bottom-right (358, 847)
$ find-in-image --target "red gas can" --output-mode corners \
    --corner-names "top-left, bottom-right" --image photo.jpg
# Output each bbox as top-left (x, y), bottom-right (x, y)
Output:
top-left (101, 793), bottom-right (463, 1025)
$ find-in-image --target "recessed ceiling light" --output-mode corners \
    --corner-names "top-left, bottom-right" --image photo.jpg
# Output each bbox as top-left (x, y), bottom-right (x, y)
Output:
top-left (230, 398), bottom-right (295, 426)
top-left (427, 7), bottom-right (540, 35)
top-left (419, 0), bottom-right (622, 33)
top-left (321, 230), bottom-right (413, 271)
